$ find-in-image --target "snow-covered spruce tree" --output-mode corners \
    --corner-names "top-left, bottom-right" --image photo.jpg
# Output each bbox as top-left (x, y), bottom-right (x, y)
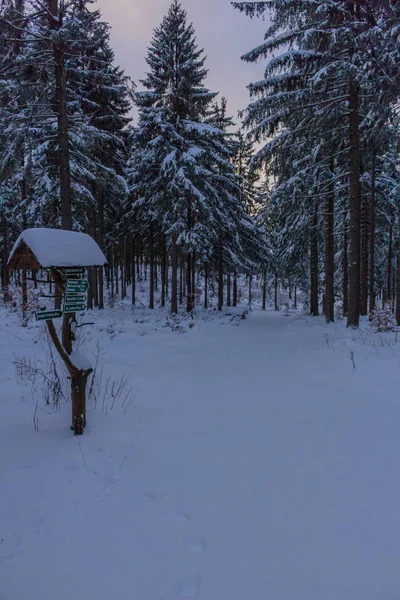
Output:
top-left (131, 0), bottom-right (249, 313)
top-left (0, 0), bottom-right (36, 301)
top-left (204, 96), bottom-right (263, 311)
top-left (233, 130), bottom-right (260, 216)
top-left (62, 0), bottom-right (132, 308)
top-left (0, 0), bottom-right (132, 308)
top-left (233, 0), bottom-right (400, 327)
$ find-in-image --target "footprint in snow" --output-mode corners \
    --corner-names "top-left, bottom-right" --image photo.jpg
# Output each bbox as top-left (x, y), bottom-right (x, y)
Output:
top-left (144, 492), bottom-right (163, 503)
top-left (175, 511), bottom-right (193, 523)
top-left (35, 516), bottom-right (49, 537)
top-left (64, 463), bottom-right (80, 472)
top-left (0, 554), bottom-right (17, 564)
top-left (4, 464), bottom-right (32, 473)
top-left (184, 536), bottom-right (205, 554)
top-left (177, 574), bottom-right (202, 598)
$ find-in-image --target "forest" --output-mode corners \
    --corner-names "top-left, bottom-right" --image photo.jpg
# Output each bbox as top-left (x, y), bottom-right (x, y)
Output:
top-left (2, 2), bottom-right (400, 599)
top-left (1, 0), bottom-right (399, 328)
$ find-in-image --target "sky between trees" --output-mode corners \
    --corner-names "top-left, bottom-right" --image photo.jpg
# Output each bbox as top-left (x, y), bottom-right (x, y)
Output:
top-left (95, 0), bottom-right (268, 121)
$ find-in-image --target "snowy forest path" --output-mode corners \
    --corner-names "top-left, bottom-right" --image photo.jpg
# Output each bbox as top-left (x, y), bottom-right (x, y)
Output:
top-left (1, 310), bottom-right (400, 600)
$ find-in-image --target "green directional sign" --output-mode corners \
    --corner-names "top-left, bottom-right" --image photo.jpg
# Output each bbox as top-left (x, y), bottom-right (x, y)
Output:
top-left (65, 294), bottom-right (87, 303)
top-left (66, 279), bottom-right (89, 294)
top-left (64, 303), bottom-right (86, 314)
top-left (65, 268), bottom-right (86, 276)
top-left (36, 310), bottom-right (63, 322)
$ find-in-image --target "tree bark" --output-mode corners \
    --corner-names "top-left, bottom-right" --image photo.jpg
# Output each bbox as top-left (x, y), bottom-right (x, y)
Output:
top-left (218, 238), bottom-right (223, 312)
top-left (396, 250), bottom-right (400, 326)
top-left (46, 319), bottom-right (92, 434)
top-left (98, 187), bottom-right (104, 309)
top-left (360, 174), bottom-right (369, 316)
top-left (233, 272), bottom-right (237, 307)
top-left (274, 274), bottom-right (279, 311)
top-left (369, 151), bottom-right (376, 313)
top-left (1, 212), bottom-right (10, 299)
top-left (343, 227), bottom-right (349, 316)
top-left (149, 227), bottom-right (154, 309)
top-left (131, 239), bottom-right (136, 305)
top-left (87, 267), bottom-right (93, 309)
top-left (186, 252), bottom-right (194, 312)
top-left (161, 237), bottom-right (166, 307)
top-left (204, 267), bottom-right (208, 309)
top-left (227, 273), bottom-right (231, 307)
top-left (171, 235), bottom-right (178, 314)
top-left (347, 80), bottom-right (362, 327)
top-left (262, 269), bottom-right (267, 311)
top-left (387, 223), bottom-right (393, 306)
top-left (324, 163), bottom-right (335, 323)
top-left (49, 0), bottom-right (73, 231)
top-left (248, 272), bottom-right (252, 307)
top-left (310, 201), bottom-right (319, 317)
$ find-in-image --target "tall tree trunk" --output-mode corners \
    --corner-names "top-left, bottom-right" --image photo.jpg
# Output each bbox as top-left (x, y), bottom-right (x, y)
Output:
top-left (149, 227), bottom-right (154, 309)
top-left (310, 201), bottom-right (319, 317)
top-left (204, 266), bottom-right (208, 309)
top-left (179, 253), bottom-right (184, 306)
top-left (387, 224), bottom-right (393, 306)
top-left (192, 252), bottom-right (196, 308)
top-left (87, 267), bottom-right (93, 309)
top-left (131, 239), bottom-right (136, 306)
top-left (324, 162), bottom-right (335, 322)
top-left (227, 273), bottom-right (232, 307)
top-left (49, 0), bottom-right (72, 231)
top-left (21, 182), bottom-right (28, 323)
top-left (369, 151), bottom-right (376, 313)
top-left (171, 235), bottom-right (178, 314)
top-left (360, 165), bottom-right (369, 316)
top-left (98, 188), bottom-right (104, 309)
top-left (93, 267), bottom-right (99, 308)
top-left (274, 273), bottom-right (279, 311)
top-left (121, 238), bottom-right (126, 300)
top-left (343, 227), bottom-right (349, 316)
top-left (161, 238), bottom-right (166, 307)
top-left (218, 238), bottom-right (223, 312)
top-left (52, 0), bottom-right (75, 353)
top-left (233, 271), bottom-right (238, 307)
top-left (396, 248), bottom-right (400, 326)
top-left (262, 269), bottom-right (267, 311)
top-left (1, 212), bottom-right (9, 299)
top-left (115, 246), bottom-right (119, 296)
top-left (347, 80), bottom-right (362, 327)
top-left (186, 252), bottom-right (193, 312)
top-left (248, 272), bottom-right (252, 307)
top-left (110, 245), bottom-right (115, 298)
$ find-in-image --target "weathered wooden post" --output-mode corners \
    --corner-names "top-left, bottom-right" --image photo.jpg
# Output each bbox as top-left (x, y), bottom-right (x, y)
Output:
top-left (8, 228), bottom-right (107, 434)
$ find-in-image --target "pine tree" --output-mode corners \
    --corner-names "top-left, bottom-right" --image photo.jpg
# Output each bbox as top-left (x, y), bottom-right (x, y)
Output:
top-left (131, 0), bottom-right (247, 313)
top-left (233, 0), bottom-right (400, 326)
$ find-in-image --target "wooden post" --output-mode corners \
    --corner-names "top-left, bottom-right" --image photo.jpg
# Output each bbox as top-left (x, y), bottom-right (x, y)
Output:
top-left (46, 319), bottom-right (92, 434)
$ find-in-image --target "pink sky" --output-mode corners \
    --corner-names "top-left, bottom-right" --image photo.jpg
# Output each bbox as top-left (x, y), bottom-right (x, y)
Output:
top-left (95, 0), bottom-right (268, 124)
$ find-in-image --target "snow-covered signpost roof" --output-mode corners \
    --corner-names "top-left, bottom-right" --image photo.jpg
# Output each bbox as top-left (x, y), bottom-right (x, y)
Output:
top-left (8, 228), bottom-right (107, 270)
top-left (8, 228), bottom-right (107, 436)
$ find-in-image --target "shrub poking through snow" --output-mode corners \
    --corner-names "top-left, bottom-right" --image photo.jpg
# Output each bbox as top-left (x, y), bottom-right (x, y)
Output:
top-left (370, 306), bottom-right (397, 333)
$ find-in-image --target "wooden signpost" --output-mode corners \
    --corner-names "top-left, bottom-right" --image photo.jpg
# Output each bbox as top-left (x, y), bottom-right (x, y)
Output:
top-left (8, 228), bottom-right (107, 435)
top-left (36, 310), bottom-right (63, 322)
top-left (64, 278), bottom-right (88, 314)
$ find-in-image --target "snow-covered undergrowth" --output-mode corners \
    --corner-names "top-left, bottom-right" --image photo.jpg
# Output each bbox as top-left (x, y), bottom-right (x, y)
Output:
top-left (1, 303), bottom-right (400, 600)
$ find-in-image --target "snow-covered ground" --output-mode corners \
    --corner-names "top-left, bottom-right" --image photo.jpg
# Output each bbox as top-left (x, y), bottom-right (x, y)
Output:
top-left (1, 304), bottom-right (400, 600)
